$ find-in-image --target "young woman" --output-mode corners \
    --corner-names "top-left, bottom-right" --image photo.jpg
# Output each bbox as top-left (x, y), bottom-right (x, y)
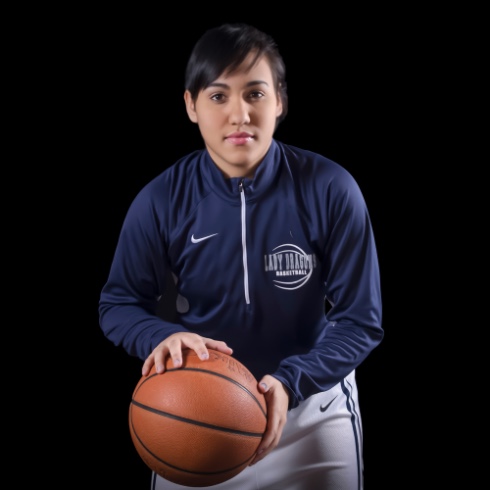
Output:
top-left (99, 23), bottom-right (383, 489)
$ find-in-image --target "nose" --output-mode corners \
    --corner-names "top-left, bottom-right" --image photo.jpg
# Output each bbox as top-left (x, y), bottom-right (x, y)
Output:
top-left (228, 97), bottom-right (250, 126)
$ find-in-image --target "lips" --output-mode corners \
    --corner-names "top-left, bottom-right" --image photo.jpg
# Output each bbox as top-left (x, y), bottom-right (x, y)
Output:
top-left (226, 132), bottom-right (253, 145)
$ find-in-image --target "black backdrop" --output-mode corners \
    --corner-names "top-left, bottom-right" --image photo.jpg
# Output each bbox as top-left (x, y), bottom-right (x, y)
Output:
top-left (74, 12), bottom-right (415, 489)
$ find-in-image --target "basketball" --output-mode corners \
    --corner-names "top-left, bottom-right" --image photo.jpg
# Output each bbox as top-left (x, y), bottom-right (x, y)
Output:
top-left (129, 349), bottom-right (267, 487)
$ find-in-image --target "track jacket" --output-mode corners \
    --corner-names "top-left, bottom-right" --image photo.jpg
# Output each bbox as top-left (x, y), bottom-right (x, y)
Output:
top-left (99, 139), bottom-right (383, 409)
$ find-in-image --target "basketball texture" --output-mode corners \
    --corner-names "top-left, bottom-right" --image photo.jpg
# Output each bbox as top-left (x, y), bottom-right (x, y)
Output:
top-left (129, 349), bottom-right (267, 487)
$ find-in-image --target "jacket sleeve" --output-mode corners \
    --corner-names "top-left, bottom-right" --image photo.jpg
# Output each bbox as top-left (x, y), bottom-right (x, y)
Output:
top-left (99, 183), bottom-right (186, 360)
top-left (272, 168), bottom-right (383, 409)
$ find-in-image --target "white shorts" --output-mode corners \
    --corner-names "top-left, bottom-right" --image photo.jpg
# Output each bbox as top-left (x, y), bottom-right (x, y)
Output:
top-left (151, 370), bottom-right (363, 490)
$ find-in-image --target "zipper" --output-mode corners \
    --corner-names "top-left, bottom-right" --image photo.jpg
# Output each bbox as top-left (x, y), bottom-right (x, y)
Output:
top-left (239, 180), bottom-right (250, 304)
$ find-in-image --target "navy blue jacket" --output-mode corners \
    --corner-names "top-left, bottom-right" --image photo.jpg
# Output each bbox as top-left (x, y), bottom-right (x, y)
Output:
top-left (99, 140), bottom-right (383, 408)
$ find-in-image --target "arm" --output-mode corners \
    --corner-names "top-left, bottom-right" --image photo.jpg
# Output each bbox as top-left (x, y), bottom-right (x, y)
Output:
top-left (273, 169), bottom-right (384, 409)
top-left (99, 180), bottom-right (233, 372)
top-left (99, 183), bottom-right (187, 360)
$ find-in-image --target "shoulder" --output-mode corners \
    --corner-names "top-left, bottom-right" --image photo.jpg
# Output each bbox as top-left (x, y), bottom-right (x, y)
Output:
top-left (134, 149), bottom-right (215, 237)
top-left (124, 150), bottom-right (207, 224)
top-left (277, 143), bottom-right (372, 227)
top-left (131, 150), bottom-right (205, 202)
top-left (145, 150), bottom-right (204, 192)
top-left (276, 141), bottom-right (361, 193)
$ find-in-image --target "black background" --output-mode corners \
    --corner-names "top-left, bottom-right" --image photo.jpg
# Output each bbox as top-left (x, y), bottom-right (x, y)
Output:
top-left (57, 10), bottom-right (426, 489)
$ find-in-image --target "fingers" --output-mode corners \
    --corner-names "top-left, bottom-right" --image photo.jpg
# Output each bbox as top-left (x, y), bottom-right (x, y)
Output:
top-left (250, 375), bottom-right (289, 466)
top-left (141, 332), bottom-right (233, 376)
top-left (141, 354), bottom-right (157, 376)
top-left (205, 339), bottom-right (234, 356)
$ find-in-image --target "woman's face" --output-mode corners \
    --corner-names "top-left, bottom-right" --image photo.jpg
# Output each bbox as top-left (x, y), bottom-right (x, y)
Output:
top-left (184, 53), bottom-right (283, 178)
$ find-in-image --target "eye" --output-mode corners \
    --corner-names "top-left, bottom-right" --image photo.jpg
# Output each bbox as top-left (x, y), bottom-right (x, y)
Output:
top-left (248, 91), bottom-right (265, 100)
top-left (210, 93), bottom-right (226, 102)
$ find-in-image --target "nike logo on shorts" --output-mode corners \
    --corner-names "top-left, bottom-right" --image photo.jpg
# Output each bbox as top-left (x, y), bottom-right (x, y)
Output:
top-left (191, 233), bottom-right (218, 243)
top-left (320, 395), bottom-right (338, 412)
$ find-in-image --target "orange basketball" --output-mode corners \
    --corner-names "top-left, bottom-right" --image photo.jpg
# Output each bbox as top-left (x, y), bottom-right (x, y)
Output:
top-left (129, 349), bottom-right (267, 487)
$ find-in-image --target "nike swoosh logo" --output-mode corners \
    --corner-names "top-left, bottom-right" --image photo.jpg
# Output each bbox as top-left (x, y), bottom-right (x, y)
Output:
top-left (320, 395), bottom-right (338, 412)
top-left (191, 233), bottom-right (218, 243)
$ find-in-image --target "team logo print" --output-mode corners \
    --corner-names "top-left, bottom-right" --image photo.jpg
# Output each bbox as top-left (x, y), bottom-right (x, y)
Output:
top-left (264, 243), bottom-right (317, 290)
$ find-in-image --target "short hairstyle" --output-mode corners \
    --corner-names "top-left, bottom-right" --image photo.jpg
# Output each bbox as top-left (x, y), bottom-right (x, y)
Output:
top-left (184, 23), bottom-right (288, 125)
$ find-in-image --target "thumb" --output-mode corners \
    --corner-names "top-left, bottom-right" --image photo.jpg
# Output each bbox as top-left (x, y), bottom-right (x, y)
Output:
top-left (259, 374), bottom-right (275, 393)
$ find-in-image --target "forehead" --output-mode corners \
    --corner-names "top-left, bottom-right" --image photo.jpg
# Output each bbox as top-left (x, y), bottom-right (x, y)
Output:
top-left (217, 53), bottom-right (274, 84)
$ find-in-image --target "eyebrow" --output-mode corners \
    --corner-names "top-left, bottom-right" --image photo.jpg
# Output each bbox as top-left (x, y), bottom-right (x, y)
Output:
top-left (206, 80), bottom-right (270, 89)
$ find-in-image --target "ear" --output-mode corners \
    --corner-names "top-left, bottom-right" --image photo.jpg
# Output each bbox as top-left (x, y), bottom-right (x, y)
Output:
top-left (276, 89), bottom-right (284, 118)
top-left (184, 90), bottom-right (198, 123)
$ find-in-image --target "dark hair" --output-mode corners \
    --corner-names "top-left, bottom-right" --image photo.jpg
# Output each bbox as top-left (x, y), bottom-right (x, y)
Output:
top-left (184, 23), bottom-right (288, 124)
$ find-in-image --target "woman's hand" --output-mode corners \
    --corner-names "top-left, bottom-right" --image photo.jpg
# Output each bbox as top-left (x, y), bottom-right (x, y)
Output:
top-left (250, 374), bottom-right (289, 465)
top-left (141, 332), bottom-right (233, 376)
